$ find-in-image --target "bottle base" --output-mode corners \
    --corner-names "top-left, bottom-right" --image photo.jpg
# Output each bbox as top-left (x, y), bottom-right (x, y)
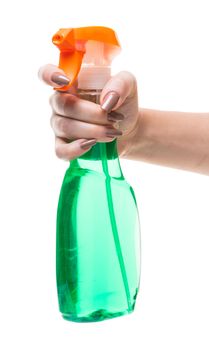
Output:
top-left (62, 308), bottom-right (133, 323)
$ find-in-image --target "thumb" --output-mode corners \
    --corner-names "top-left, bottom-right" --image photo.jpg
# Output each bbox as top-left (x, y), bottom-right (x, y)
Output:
top-left (100, 71), bottom-right (137, 112)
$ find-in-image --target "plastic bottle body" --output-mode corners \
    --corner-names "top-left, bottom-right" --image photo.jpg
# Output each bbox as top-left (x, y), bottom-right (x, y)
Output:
top-left (56, 90), bottom-right (141, 322)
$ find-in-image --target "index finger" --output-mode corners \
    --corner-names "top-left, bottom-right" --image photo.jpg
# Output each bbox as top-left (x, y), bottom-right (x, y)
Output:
top-left (38, 64), bottom-right (70, 88)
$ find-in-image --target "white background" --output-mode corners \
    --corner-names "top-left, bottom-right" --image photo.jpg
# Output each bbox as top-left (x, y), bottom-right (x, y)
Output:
top-left (0, 0), bottom-right (209, 349)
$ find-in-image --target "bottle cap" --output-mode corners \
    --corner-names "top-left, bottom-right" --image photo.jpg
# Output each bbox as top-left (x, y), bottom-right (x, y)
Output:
top-left (52, 26), bottom-right (121, 91)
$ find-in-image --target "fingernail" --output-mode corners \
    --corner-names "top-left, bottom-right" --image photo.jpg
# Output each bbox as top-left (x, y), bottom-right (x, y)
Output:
top-left (101, 92), bottom-right (120, 113)
top-left (51, 72), bottom-right (70, 86)
top-left (107, 111), bottom-right (124, 122)
top-left (80, 139), bottom-right (97, 149)
top-left (106, 129), bottom-right (123, 138)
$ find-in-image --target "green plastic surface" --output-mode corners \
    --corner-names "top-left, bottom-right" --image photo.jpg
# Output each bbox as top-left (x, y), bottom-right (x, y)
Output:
top-left (56, 91), bottom-right (141, 322)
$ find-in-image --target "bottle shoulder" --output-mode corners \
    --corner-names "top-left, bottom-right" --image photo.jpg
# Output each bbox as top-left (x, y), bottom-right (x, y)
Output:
top-left (64, 166), bottom-right (129, 186)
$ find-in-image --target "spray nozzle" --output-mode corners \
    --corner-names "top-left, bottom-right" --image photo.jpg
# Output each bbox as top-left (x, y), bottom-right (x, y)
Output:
top-left (52, 26), bottom-right (121, 91)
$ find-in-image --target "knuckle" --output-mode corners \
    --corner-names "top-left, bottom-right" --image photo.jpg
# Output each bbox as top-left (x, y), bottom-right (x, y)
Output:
top-left (49, 92), bottom-right (66, 114)
top-left (52, 115), bottom-right (70, 138)
top-left (55, 143), bottom-right (75, 161)
top-left (117, 71), bottom-right (137, 93)
top-left (55, 116), bottom-right (67, 134)
top-left (38, 65), bottom-right (47, 81)
top-left (55, 144), bottom-right (64, 159)
top-left (49, 93), bottom-right (56, 110)
top-left (50, 114), bottom-right (55, 129)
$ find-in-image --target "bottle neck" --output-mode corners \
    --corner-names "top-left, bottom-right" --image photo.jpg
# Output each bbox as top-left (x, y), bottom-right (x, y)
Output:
top-left (70, 88), bottom-right (124, 179)
top-left (70, 139), bottom-right (124, 179)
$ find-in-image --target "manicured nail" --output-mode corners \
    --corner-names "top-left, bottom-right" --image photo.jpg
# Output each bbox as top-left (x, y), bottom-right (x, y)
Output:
top-left (107, 111), bottom-right (124, 122)
top-left (80, 139), bottom-right (97, 149)
top-left (106, 129), bottom-right (123, 138)
top-left (101, 92), bottom-right (120, 113)
top-left (51, 72), bottom-right (70, 86)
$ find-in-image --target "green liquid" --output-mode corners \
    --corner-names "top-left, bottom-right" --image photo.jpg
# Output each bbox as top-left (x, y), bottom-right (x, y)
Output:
top-left (56, 91), bottom-right (140, 322)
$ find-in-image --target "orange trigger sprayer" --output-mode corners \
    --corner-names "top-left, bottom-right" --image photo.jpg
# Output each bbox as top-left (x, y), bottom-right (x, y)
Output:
top-left (52, 26), bottom-right (121, 90)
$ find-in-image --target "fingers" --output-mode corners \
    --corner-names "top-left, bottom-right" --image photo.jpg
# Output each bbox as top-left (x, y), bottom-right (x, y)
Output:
top-left (55, 137), bottom-right (97, 161)
top-left (38, 64), bottom-right (70, 88)
top-left (50, 92), bottom-right (118, 126)
top-left (39, 66), bottom-right (134, 161)
top-left (100, 71), bottom-right (137, 111)
top-left (51, 114), bottom-right (122, 143)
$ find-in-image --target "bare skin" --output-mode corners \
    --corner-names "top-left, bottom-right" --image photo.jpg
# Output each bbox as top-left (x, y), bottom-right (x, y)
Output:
top-left (39, 64), bottom-right (209, 175)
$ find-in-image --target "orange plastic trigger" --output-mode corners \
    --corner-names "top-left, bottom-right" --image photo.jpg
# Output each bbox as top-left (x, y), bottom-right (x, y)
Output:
top-left (58, 51), bottom-right (84, 90)
top-left (52, 27), bottom-right (121, 92)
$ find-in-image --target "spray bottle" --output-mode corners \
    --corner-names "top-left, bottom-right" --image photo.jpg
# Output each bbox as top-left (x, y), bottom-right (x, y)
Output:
top-left (52, 26), bottom-right (140, 322)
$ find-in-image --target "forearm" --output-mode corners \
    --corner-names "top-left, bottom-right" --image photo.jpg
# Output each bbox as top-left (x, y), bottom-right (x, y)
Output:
top-left (119, 108), bottom-right (209, 175)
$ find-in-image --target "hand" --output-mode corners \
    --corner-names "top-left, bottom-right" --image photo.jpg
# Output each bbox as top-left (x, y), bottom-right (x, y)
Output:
top-left (38, 64), bottom-right (140, 160)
